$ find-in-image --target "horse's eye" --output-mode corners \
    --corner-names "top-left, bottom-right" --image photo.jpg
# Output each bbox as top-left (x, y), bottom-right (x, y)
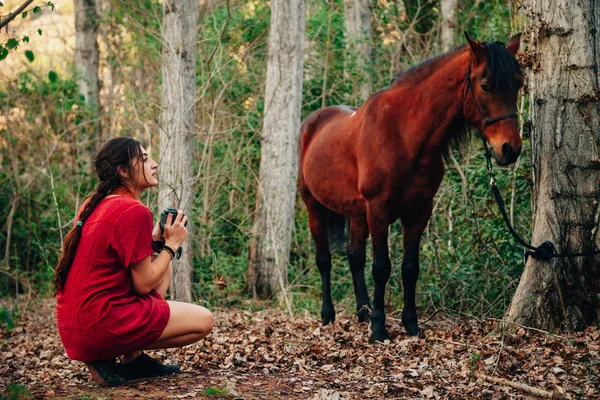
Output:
top-left (480, 78), bottom-right (490, 92)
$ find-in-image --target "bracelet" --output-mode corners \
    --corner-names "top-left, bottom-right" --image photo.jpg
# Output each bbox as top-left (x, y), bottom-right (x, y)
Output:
top-left (161, 245), bottom-right (176, 260)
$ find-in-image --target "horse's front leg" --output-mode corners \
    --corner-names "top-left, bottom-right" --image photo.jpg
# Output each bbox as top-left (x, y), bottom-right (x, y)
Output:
top-left (401, 200), bottom-right (433, 336)
top-left (366, 204), bottom-right (392, 343)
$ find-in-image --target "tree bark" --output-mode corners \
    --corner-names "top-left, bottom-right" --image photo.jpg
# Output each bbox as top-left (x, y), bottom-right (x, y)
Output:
top-left (249, 0), bottom-right (305, 299)
top-left (74, 0), bottom-right (101, 168)
top-left (440, 0), bottom-right (457, 52)
top-left (507, 0), bottom-right (600, 331)
top-left (343, 0), bottom-right (373, 103)
top-left (160, 0), bottom-right (198, 302)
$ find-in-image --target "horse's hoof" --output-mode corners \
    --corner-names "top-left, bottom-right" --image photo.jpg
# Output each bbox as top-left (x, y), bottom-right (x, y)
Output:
top-left (405, 324), bottom-right (419, 337)
top-left (357, 308), bottom-right (370, 323)
top-left (368, 329), bottom-right (389, 344)
top-left (321, 313), bottom-right (335, 325)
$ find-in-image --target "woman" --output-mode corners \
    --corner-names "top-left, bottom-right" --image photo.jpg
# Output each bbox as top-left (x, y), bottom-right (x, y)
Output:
top-left (55, 137), bottom-right (213, 387)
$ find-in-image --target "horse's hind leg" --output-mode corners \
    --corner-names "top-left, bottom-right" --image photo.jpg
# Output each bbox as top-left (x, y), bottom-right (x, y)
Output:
top-left (307, 201), bottom-right (335, 325)
top-left (400, 200), bottom-right (433, 337)
top-left (348, 217), bottom-right (371, 322)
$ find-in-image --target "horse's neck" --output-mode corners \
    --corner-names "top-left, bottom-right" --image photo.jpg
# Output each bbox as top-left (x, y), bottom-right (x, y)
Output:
top-left (387, 51), bottom-right (470, 153)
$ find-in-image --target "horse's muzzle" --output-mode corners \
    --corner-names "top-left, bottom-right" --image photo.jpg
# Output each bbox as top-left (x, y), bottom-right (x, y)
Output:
top-left (497, 142), bottom-right (522, 165)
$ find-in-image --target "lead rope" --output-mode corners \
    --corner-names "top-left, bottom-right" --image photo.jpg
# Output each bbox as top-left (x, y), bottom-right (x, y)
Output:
top-left (464, 61), bottom-right (600, 261)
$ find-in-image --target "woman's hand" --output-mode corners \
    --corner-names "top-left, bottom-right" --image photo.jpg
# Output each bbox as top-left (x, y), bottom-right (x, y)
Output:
top-left (163, 210), bottom-right (188, 249)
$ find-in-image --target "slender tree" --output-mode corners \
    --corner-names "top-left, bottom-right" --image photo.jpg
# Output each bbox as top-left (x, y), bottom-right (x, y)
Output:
top-left (74, 0), bottom-right (100, 167)
top-left (507, 0), bottom-right (600, 331)
top-left (440, 0), bottom-right (457, 52)
top-left (249, 0), bottom-right (305, 299)
top-left (343, 0), bottom-right (372, 103)
top-left (160, 0), bottom-right (198, 302)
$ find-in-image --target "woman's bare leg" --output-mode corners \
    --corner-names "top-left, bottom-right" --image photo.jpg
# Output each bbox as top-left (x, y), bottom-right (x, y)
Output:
top-left (143, 301), bottom-right (213, 350)
top-left (155, 263), bottom-right (173, 298)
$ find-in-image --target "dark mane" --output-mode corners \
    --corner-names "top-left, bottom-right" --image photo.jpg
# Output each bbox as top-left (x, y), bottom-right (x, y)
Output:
top-left (483, 41), bottom-right (521, 93)
top-left (390, 45), bottom-right (466, 86)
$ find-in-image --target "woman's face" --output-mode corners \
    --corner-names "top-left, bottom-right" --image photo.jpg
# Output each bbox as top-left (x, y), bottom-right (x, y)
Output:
top-left (129, 146), bottom-right (158, 190)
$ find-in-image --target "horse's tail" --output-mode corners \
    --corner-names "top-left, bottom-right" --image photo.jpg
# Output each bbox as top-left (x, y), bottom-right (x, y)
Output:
top-left (327, 210), bottom-right (347, 255)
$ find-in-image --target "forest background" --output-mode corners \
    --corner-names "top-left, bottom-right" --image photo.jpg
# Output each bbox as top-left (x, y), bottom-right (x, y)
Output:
top-left (0, 0), bottom-right (532, 322)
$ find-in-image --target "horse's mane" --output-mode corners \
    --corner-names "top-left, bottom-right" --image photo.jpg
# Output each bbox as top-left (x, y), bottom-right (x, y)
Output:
top-left (390, 44), bottom-right (467, 86)
top-left (391, 40), bottom-right (521, 91)
top-left (483, 41), bottom-right (522, 93)
top-left (389, 39), bottom-right (521, 161)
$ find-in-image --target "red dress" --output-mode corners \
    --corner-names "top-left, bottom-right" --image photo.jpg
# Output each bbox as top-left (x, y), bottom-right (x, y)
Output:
top-left (56, 196), bottom-right (170, 362)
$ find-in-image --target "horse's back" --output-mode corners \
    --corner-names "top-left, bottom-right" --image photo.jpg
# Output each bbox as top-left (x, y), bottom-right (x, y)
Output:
top-left (299, 106), bottom-right (357, 160)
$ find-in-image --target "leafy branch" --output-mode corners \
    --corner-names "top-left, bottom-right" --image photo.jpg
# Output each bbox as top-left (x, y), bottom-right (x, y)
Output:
top-left (0, 1), bottom-right (54, 61)
top-left (0, 0), bottom-right (34, 31)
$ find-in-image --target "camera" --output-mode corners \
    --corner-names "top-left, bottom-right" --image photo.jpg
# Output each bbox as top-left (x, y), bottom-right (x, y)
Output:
top-left (159, 208), bottom-right (188, 231)
top-left (159, 208), bottom-right (187, 260)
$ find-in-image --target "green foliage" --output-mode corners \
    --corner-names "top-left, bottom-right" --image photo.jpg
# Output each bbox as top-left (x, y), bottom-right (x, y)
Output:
top-left (2, 383), bottom-right (31, 400)
top-left (203, 387), bottom-right (229, 396)
top-left (24, 50), bottom-right (34, 62)
top-left (0, 0), bottom-right (531, 323)
top-left (0, 1), bottom-right (54, 60)
top-left (0, 306), bottom-right (14, 331)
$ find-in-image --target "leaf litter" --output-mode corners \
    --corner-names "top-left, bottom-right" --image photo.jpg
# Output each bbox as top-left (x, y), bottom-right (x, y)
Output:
top-left (0, 298), bottom-right (598, 399)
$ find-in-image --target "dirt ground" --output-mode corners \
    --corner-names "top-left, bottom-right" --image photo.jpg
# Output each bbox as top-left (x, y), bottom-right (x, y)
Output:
top-left (1, 298), bottom-right (599, 399)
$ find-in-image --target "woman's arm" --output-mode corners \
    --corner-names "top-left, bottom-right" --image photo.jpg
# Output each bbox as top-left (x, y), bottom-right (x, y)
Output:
top-left (129, 211), bottom-right (188, 296)
top-left (130, 251), bottom-right (173, 295)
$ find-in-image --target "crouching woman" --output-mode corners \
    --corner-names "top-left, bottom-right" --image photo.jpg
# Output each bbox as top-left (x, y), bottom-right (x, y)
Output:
top-left (55, 137), bottom-right (213, 386)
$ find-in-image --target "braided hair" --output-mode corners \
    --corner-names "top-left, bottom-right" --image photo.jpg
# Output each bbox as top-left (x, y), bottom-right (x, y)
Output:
top-left (54, 137), bottom-right (144, 294)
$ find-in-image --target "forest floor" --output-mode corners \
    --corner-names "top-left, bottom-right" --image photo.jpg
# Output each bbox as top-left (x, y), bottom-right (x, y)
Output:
top-left (0, 298), bottom-right (599, 400)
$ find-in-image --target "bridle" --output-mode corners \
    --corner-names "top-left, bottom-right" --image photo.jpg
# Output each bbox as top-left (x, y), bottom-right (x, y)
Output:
top-left (463, 58), bottom-right (600, 261)
top-left (463, 59), bottom-right (518, 131)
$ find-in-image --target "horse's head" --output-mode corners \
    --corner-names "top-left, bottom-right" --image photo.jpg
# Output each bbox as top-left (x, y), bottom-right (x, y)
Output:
top-left (463, 33), bottom-right (523, 166)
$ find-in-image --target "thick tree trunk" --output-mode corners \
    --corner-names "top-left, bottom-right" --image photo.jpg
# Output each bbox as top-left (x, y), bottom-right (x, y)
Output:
top-left (160, 0), bottom-right (198, 302)
top-left (440, 0), bottom-right (457, 52)
top-left (74, 0), bottom-right (100, 168)
top-left (343, 0), bottom-right (372, 102)
top-left (507, 0), bottom-right (600, 331)
top-left (249, 0), bottom-right (305, 299)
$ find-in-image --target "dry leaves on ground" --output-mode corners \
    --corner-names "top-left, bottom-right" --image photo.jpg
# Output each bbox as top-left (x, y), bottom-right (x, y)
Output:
top-left (1, 298), bottom-right (598, 399)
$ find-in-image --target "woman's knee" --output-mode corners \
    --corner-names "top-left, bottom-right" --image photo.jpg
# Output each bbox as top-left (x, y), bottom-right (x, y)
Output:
top-left (197, 307), bottom-right (214, 336)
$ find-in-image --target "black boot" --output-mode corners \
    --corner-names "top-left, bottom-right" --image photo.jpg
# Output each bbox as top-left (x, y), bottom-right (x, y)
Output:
top-left (85, 359), bottom-right (126, 387)
top-left (116, 352), bottom-right (180, 381)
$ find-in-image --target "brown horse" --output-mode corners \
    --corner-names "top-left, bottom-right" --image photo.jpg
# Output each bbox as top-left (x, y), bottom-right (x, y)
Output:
top-left (298, 33), bottom-right (523, 343)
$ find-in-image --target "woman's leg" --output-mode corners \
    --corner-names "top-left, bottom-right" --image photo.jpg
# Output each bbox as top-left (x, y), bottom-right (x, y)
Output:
top-left (154, 262), bottom-right (173, 298)
top-left (143, 300), bottom-right (213, 350)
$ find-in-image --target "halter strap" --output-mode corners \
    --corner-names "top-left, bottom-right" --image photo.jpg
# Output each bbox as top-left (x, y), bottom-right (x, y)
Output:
top-left (464, 60), bottom-right (517, 129)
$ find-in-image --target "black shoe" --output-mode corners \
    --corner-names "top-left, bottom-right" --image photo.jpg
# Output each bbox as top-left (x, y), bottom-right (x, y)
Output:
top-left (85, 359), bottom-right (126, 387)
top-left (116, 352), bottom-right (180, 381)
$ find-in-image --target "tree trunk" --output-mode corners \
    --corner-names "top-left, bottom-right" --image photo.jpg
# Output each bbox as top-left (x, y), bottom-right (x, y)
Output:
top-left (440, 0), bottom-right (457, 52)
top-left (343, 0), bottom-right (372, 103)
top-left (507, 0), bottom-right (600, 331)
top-left (74, 0), bottom-right (100, 169)
top-left (160, 0), bottom-right (198, 302)
top-left (249, 0), bottom-right (305, 299)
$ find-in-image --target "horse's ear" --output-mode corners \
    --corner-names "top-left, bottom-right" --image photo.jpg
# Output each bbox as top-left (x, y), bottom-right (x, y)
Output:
top-left (464, 32), bottom-right (486, 64)
top-left (506, 33), bottom-right (521, 56)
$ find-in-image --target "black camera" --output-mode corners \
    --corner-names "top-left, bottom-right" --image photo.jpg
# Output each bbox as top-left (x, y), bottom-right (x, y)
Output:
top-left (158, 208), bottom-right (187, 259)
top-left (159, 208), bottom-right (188, 231)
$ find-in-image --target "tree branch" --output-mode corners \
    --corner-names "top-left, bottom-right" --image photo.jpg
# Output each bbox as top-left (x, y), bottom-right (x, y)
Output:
top-left (476, 373), bottom-right (569, 399)
top-left (0, 0), bottom-right (35, 31)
